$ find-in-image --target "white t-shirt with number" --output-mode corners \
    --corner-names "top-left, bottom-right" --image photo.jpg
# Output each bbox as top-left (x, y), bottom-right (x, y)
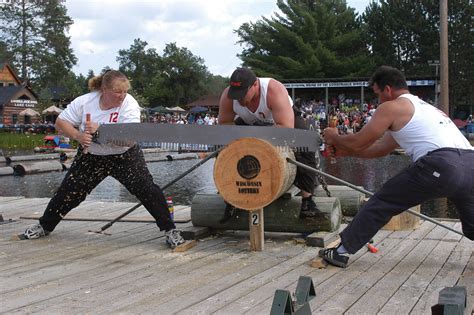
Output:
top-left (58, 91), bottom-right (140, 132)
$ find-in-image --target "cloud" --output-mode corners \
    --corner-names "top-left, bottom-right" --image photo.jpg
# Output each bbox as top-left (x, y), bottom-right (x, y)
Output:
top-left (65, 0), bottom-right (366, 76)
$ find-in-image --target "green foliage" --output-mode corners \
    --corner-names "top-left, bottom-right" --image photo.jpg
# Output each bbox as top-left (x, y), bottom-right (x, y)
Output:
top-left (0, 0), bottom-right (79, 106)
top-left (35, 0), bottom-right (77, 91)
top-left (235, 0), bottom-right (374, 79)
top-left (117, 40), bottom-right (212, 107)
top-left (362, 0), bottom-right (474, 107)
top-left (0, 0), bottom-right (42, 80)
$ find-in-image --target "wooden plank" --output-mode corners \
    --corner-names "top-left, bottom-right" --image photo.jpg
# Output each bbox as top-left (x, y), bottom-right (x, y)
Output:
top-left (381, 224), bottom-right (468, 313)
top-left (180, 225), bottom-right (211, 240)
top-left (19, 214), bottom-right (191, 224)
top-left (145, 246), bottom-right (314, 314)
top-left (1, 224), bottom-right (227, 312)
top-left (0, 221), bottom-right (161, 275)
top-left (457, 248), bottom-right (474, 315)
top-left (305, 230), bottom-right (340, 247)
top-left (173, 240), bottom-right (197, 252)
top-left (405, 226), bottom-right (473, 314)
top-left (29, 239), bottom-right (255, 314)
top-left (377, 223), bottom-right (463, 313)
top-left (0, 197), bottom-right (468, 315)
top-left (243, 229), bottom-right (396, 314)
top-left (300, 223), bottom-right (434, 313)
top-left (342, 222), bottom-right (454, 314)
top-left (382, 205), bottom-right (421, 231)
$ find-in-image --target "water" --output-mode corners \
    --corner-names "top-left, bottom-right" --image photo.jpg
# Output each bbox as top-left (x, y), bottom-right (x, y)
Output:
top-left (0, 154), bottom-right (459, 219)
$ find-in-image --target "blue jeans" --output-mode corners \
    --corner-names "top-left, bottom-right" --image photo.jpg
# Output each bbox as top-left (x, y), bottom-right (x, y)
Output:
top-left (341, 148), bottom-right (474, 254)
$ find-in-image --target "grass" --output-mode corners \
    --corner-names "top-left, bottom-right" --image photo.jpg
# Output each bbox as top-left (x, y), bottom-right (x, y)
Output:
top-left (0, 132), bottom-right (46, 150)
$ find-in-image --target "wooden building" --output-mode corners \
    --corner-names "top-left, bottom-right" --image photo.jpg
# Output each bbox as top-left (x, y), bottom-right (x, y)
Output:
top-left (185, 94), bottom-right (220, 113)
top-left (0, 63), bottom-right (40, 125)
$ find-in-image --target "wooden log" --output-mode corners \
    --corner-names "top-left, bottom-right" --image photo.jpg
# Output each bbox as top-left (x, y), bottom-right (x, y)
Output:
top-left (314, 185), bottom-right (366, 216)
top-left (6, 153), bottom-right (60, 164)
top-left (191, 193), bottom-right (341, 233)
top-left (213, 137), bottom-right (296, 210)
top-left (382, 205), bottom-right (421, 231)
top-left (0, 166), bottom-right (14, 176)
top-left (12, 160), bottom-right (64, 176)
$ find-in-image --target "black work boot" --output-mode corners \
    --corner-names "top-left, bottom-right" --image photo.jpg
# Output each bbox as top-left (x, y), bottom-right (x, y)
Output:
top-left (300, 196), bottom-right (328, 219)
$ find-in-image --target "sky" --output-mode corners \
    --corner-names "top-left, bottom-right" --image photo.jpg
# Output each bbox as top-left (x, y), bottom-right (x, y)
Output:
top-left (65, 0), bottom-right (370, 78)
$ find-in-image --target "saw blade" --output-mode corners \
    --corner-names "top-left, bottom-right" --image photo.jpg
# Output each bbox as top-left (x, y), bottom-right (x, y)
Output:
top-left (91, 123), bottom-right (320, 154)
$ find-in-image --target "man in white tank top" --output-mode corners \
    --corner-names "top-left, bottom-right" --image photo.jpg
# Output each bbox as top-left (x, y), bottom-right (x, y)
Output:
top-left (319, 66), bottom-right (474, 268)
top-left (218, 67), bottom-right (325, 219)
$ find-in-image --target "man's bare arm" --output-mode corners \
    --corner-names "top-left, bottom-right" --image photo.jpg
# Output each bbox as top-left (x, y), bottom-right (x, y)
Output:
top-left (266, 79), bottom-right (294, 128)
top-left (324, 101), bottom-right (397, 153)
top-left (217, 87), bottom-right (236, 125)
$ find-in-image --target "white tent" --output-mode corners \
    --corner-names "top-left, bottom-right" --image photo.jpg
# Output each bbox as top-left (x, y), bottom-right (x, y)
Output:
top-left (166, 106), bottom-right (186, 112)
top-left (42, 105), bottom-right (63, 115)
top-left (19, 108), bottom-right (40, 116)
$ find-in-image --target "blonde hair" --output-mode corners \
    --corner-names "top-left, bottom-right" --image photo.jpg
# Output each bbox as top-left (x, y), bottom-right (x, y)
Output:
top-left (88, 70), bottom-right (130, 91)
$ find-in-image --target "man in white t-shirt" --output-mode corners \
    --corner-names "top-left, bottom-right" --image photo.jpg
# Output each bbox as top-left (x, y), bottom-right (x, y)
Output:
top-left (319, 66), bottom-right (474, 268)
top-left (22, 70), bottom-right (185, 249)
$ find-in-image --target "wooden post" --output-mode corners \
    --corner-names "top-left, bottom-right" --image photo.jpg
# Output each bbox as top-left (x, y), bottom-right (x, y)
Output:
top-left (249, 208), bottom-right (264, 251)
top-left (213, 137), bottom-right (297, 251)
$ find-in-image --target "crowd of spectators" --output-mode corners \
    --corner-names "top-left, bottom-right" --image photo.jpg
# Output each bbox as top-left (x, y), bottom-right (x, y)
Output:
top-left (149, 112), bottom-right (218, 125)
top-left (0, 121), bottom-right (56, 134)
top-left (294, 98), bottom-right (377, 135)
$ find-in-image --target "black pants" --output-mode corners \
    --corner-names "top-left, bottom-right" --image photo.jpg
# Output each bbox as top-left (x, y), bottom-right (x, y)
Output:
top-left (234, 110), bottom-right (319, 194)
top-left (341, 148), bottom-right (474, 254)
top-left (293, 111), bottom-right (319, 193)
top-left (39, 145), bottom-right (175, 232)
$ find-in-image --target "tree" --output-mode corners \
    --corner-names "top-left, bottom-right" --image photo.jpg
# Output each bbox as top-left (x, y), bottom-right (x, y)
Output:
top-left (235, 0), bottom-right (373, 79)
top-left (0, 40), bottom-right (14, 64)
top-left (0, 0), bottom-right (42, 80)
top-left (35, 0), bottom-right (77, 90)
top-left (159, 42), bottom-right (210, 106)
top-left (117, 38), bottom-right (162, 95)
top-left (0, 0), bottom-right (77, 96)
top-left (117, 40), bottom-right (211, 107)
top-left (362, 0), bottom-right (474, 111)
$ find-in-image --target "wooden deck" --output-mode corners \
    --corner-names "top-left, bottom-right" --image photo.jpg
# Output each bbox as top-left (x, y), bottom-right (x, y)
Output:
top-left (1, 197), bottom-right (472, 314)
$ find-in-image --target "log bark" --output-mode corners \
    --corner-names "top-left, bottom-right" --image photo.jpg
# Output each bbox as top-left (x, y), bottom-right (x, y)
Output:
top-left (0, 166), bottom-right (14, 176)
top-left (13, 161), bottom-right (63, 176)
top-left (213, 137), bottom-right (296, 210)
top-left (314, 185), bottom-right (365, 216)
top-left (191, 193), bottom-right (341, 233)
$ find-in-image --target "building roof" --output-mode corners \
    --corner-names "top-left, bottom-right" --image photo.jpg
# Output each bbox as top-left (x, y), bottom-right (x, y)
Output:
top-left (185, 94), bottom-right (220, 109)
top-left (0, 85), bottom-right (23, 107)
top-left (0, 62), bottom-right (22, 85)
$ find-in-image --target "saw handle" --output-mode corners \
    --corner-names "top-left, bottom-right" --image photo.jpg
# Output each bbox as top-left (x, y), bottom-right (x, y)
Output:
top-left (83, 113), bottom-right (91, 154)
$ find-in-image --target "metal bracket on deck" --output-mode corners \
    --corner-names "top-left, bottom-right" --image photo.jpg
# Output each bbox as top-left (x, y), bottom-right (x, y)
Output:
top-left (0, 214), bottom-right (16, 225)
top-left (270, 276), bottom-right (316, 315)
top-left (431, 286), bottom-right (467, 315)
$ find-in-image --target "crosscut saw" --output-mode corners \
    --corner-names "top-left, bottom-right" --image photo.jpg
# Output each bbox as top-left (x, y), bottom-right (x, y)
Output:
top-left (88, 123), bottom-right (321, 155)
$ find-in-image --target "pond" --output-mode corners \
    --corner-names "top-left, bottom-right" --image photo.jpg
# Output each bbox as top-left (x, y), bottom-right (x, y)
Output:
top-left (0, 152), bottom-right (459, 219)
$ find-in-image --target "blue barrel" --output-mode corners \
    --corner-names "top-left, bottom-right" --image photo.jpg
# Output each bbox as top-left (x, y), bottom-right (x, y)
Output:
top-left (467, 123), bottom-right (474, 133)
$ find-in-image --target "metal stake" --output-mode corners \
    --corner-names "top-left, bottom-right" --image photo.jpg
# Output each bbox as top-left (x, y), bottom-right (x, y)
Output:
top-left (89, 150), bottom-right (220, 234)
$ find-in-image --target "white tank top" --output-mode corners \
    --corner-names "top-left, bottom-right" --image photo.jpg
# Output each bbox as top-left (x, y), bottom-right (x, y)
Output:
top-left (389, 94), bottom-right (473, 161)
top-left (232, 78), bottom-right (293, 125)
